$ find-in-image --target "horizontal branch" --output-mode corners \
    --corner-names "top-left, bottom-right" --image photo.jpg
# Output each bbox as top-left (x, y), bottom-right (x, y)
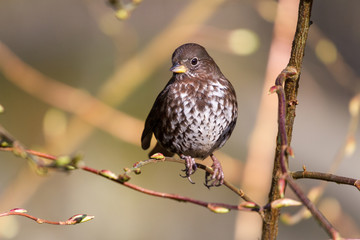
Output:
top-left (129, 157), bottom-right (257, 203)
top-left (291, 171), bottom-right (360, 191)
top-left (0, 146), bottom-right (261, 214)
top-left (0, 208), bottom-right (93, 225)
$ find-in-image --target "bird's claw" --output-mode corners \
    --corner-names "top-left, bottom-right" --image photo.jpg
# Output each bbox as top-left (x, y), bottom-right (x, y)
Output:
top-left (204, 155), bottom-right (224, 188)
top-left (180, 155), bottom-right (197, 184)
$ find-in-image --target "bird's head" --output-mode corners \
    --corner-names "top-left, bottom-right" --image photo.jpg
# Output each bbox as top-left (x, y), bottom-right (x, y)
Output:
top-left (170, 43), bottom-right (217, 78)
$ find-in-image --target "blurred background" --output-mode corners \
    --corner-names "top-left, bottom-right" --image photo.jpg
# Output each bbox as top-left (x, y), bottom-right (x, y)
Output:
top-left (0, 0), bottom-right (359, 239)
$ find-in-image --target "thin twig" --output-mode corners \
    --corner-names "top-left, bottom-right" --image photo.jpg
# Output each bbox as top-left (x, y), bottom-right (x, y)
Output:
top-left (128, 157), bottom-right (257, 203)
top-left (0, 209), bottom-right (94, 225)
top-left (270, 65), bottom-right (339, 240)
top-left (271, 66), bottom-right (339, 239)
top-left (86, 164), bottom-right (259, 213)
top-left (291, 171), bottom-right (360, 190)
top-left (0, 147), bottom-right (260, 214)
top-left (286, 94), bottom-right (360, 224)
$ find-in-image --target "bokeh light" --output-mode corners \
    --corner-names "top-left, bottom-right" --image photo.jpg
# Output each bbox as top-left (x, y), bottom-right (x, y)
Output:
top-left (315, 38), bottom-right (338, 64)
top-left (256, 0), bottom-right (278, 22)
top-left (43, 108), bottom-right (67, 140)
top-left (228, 28), bottom-right (260, 56)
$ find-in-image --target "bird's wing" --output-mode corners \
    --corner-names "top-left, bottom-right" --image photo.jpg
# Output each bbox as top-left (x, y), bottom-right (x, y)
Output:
top-left (141, 80), bottom-right (172, 150)
top-left (141, 107), bottom-right (156, 150)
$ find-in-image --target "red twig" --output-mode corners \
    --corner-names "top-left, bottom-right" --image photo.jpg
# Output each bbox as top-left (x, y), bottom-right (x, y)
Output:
top-left (129, 157), bottom-right (256, 203)
top-left (0, 147), bottom-right (260, 214)
top-left (291, 171), bottom-right (360, 191)
top-left (0, 209), bottom-right (93, 225)
top-left (271, 67), bottom-right (339, 238)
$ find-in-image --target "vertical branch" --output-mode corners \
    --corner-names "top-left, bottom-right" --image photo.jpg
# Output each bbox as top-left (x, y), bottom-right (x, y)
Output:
top-left (262, 0), bottom-right (313, 239)
top-left (264, 0), bottom-right (341, 238)
top-left (285, 0), bottom-right (313, 143)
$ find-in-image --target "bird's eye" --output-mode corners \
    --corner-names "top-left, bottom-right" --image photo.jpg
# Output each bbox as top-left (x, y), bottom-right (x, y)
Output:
top-left (190, 57), bottom-right (198, 66)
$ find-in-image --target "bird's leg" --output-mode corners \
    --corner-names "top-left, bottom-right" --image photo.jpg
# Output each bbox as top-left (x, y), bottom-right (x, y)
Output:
top-left (205, 154), bottom-right (224, 188)
top-left (180, 154), bottom-right (197, 184)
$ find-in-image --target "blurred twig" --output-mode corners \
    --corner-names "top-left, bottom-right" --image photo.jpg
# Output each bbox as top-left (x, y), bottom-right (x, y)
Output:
top-left (0, 41), bottom-right (143, 148)
top-left (308, 25), bottom-right (360, 93)
top-left (0, 125), bottom-right (45, 169)
top-left (327, 94), bottom-right (360, 174)
top-left (235, 0), bottom-right (298, 238)
top-left (96, 0), bottom-right (227, 106)
top-left (283, 94), bottom-right (360, 225)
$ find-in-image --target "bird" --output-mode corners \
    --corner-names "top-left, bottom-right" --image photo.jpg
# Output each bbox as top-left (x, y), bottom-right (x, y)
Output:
top-left (141, 43), bottom-right (238, 187)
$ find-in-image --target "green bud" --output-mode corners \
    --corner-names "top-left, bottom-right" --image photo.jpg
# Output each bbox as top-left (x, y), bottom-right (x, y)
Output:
top-left (99, 170), bottom-right (118, 180)
top-left (207, 204), bottom-right (230, 214)
top-left (150, 153), bottom-right (165, 160)
top-left (239, 202), bottom-right (258, 209)
top-left (67, 214), bottom-right (94, 225)
top-left (56, 156), bottom-right (71, 166)
top-left (118, 174), bottom-right (130, 183)
top-left (271, 198), bottom-right (301, 209)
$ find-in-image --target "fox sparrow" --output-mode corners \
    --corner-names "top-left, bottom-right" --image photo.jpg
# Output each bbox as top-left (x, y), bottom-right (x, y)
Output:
top-left (141, 43), bottom-right (238, 187)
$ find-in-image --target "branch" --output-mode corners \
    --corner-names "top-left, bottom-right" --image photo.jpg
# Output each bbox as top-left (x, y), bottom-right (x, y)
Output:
top-left (291, 171), bottom-right (360, 191)
top-left (86, 165), bottom-right (259, 214)
top-left (0, 123), bottom-right (257, 210)
top-left (263, 0), bottom-right (342, 239)
top-left (0, 118), bottom-right (262, 218)
top-left (270, 68), bottom-right (339, 238)
top-left (2, 144), bottom-right (309, 217)
top-left (0, 92), bottom-right (313, 229)
top-left (0, 208), bottom-right (94, 225)
top-left (0, 146), bottom-right (261, 214)
top-left (270, 62), bottom-right (339, 240)
top-left (128, 156), bottom-right (256, 203)
top-left (0, 125), bottom-right (47, 169)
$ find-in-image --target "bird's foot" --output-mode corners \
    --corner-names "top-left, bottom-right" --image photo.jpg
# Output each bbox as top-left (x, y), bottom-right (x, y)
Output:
top-left (180, 155), bottom-right (197, 184)
top-left (204, 154), bottom-right (224, 188)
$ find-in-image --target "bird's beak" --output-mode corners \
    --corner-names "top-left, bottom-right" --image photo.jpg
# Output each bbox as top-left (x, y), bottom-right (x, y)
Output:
top-left (170, 63), bottom-right (187, 73)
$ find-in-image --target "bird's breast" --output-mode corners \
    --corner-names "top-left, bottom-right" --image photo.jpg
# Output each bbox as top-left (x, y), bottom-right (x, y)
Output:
top-left (154, 80), bottom-right (236, 158)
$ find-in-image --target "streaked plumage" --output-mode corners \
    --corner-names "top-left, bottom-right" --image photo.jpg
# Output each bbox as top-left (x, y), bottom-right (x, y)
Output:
top-left (141, 43), bottom-right (237, 187)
